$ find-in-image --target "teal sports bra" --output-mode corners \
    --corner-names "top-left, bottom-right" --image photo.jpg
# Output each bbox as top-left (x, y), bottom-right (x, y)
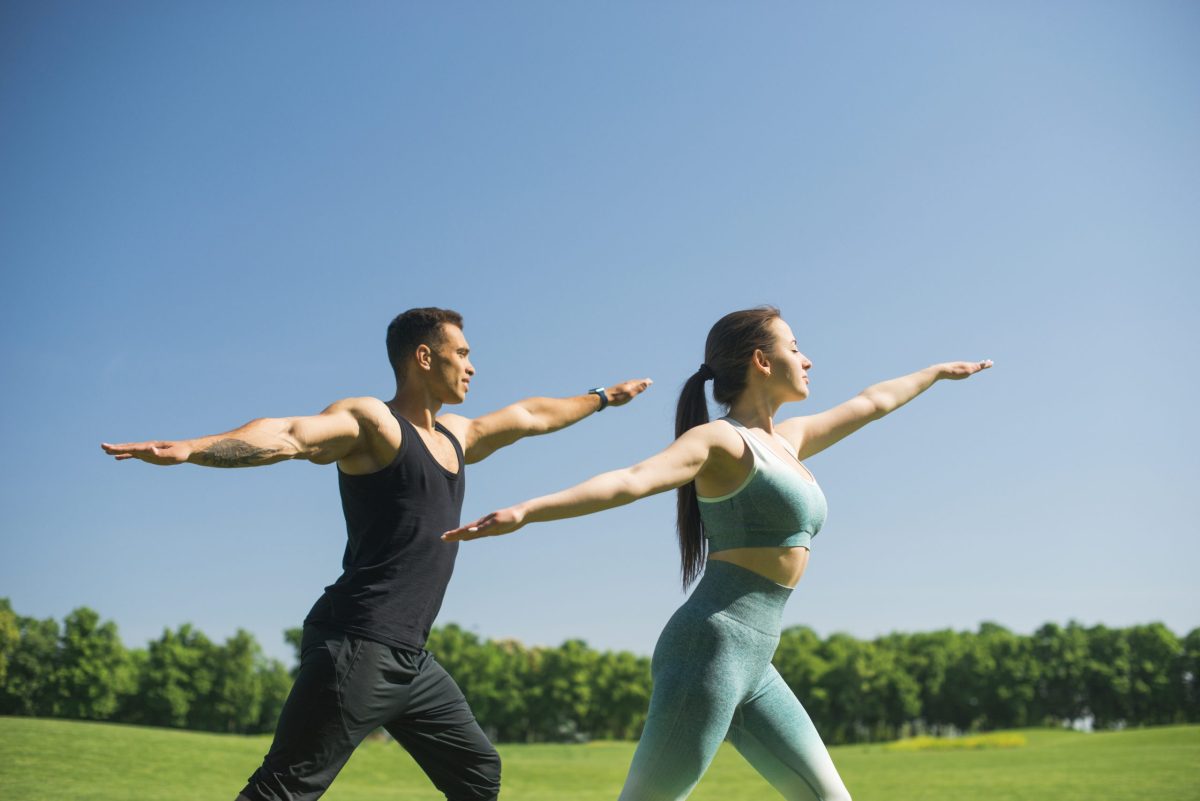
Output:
top-left (698, 417), bottom-right (828, 552)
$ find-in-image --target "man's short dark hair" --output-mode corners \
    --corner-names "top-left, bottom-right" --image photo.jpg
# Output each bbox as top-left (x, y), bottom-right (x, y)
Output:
top-left (387, 307), bottom-right (465, 380)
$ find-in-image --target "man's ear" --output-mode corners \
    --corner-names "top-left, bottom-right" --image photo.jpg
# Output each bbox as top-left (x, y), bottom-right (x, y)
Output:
top-left (415, 343), bottom-right (433, 371)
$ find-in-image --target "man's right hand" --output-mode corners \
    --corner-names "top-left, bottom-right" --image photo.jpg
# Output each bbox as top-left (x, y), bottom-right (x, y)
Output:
top-left (101, 440), bottom-right (193, 465)
top-left (604, 378), bottom-right (653, 408)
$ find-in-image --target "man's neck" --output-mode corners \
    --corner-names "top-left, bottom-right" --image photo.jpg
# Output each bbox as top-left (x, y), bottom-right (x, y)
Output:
top-left (388, 387), bottom-right (443, 433)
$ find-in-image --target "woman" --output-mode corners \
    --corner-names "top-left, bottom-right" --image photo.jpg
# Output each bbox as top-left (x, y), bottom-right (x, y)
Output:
top-left (443, 306), bottom-right (991, 800)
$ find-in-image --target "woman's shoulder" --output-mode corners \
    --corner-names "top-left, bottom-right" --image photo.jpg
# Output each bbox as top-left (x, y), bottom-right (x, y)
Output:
top-left (682, 418), bottom-right (746, 458)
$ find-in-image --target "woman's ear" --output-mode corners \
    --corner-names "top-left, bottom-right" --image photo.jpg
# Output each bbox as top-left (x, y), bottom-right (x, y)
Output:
top-left (752, 348), bottom-right (771, 376)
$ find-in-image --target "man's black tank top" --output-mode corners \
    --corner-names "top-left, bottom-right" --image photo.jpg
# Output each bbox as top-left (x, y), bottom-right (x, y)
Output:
top-left (304, 407), bottom-right (465, 651)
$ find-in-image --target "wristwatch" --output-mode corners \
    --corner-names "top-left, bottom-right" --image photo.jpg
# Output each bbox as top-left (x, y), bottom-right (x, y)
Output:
top-left (588, 387), bottom-right (609, 411)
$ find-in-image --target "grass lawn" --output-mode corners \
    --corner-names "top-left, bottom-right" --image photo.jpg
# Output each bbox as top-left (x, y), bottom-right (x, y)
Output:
top-left (1, 717), bottom-right (1197, 800)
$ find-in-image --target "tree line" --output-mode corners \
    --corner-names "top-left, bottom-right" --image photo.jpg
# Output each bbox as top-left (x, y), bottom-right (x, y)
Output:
top-left (1, 599), bottom-right (1196, 743)
top-left (0, 599), bottom-right (291, 734)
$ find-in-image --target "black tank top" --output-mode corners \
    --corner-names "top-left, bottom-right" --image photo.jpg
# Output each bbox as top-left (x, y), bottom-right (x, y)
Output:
top-left (304, 408), bottom-right (465, 651)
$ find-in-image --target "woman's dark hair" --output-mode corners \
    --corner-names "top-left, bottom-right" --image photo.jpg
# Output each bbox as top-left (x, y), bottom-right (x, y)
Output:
top-left (675, 305), bottom-right (782, 589)
top-left (386, 307), bottom-right (464, 384)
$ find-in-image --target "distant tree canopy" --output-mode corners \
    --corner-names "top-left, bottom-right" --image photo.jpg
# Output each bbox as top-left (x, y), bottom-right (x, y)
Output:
top-left (1, 599), bottom-right (1195, 743)
top-left (0, 599), bottom-right (290, 735)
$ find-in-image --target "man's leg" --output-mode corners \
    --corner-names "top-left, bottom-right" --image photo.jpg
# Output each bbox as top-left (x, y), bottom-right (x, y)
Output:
top-left (239, 627), bottom-right (380, 801)
top-left (383, 650), bottom-right (501, 801)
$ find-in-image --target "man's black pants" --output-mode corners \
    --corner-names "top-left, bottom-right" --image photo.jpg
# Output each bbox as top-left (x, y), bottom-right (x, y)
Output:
top-left (241, 625), bottom-right (501, 800)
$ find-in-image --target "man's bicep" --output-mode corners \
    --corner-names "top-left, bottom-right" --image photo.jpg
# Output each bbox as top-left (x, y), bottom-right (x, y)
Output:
top-left (288, 401), bottom-right (370, 463)
top-left (462, 405), bottom-right (537, 463)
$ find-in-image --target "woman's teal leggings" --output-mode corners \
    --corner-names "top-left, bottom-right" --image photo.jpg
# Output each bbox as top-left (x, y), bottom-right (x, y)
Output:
top-left (618, 560), bottom-right (851, 801)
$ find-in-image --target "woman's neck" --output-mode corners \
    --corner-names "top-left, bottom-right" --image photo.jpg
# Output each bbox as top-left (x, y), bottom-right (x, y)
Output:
top-left (726, 390), bottom-right (781, 433)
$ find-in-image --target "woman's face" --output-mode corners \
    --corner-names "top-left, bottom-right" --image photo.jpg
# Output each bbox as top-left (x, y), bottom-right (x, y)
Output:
top-left (766, 317), bottom-right (812, 401)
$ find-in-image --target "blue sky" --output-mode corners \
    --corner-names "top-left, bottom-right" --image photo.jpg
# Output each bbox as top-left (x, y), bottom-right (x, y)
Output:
top-left (1, 2), bottom-right (1196, 666)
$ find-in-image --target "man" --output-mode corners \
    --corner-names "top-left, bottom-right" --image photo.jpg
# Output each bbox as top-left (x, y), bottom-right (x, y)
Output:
top-left (102, 307), bottom-right (651, 801)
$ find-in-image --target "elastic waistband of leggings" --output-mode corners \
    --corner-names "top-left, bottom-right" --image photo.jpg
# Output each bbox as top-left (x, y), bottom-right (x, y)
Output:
top-left (687, 559), bottom-right (793, 632)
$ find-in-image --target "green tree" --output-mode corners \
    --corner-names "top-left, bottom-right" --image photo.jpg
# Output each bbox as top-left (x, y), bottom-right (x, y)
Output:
top-left (0, 614), bottom-right (61, 717)
top-left (941, 628), bottom-right (991, 731)
top-left (1182, 627), bottom-right (1200, 723)
top-left (0, 598), bottom-right (19, 686)
top-left (819, 633), bottom-right (902, 743)
top-left (871, 633), bottom-right (923, 739)
top-left (902, 628), bottom-right (967, 734)
top-left (192, 629), bottom-right (266, 732)
top-left (134, 624), bottom-right (217, 728)
top-left (1085, 624), bottom-right (1133, 728)
top-left (1124, 623), bottom-right (1183, 725)
top-left (1031, 621), bottom-right (1089, 724)
top-left (975, 622), bottom-right (1039, 729)
top-left (55, 607), bottom-right (134, 720)
top-left (585, 649), bottom-right (650, 740)
top-left (528, 639), bottom-right (597, 741)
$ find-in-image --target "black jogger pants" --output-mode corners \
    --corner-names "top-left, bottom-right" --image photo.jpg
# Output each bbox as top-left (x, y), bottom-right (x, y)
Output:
top-left (240, 625), bottom-right (501, 801)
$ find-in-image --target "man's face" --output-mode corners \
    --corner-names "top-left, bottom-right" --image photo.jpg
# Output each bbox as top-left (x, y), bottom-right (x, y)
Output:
top-left (428, 324), bottom-right (474, 404)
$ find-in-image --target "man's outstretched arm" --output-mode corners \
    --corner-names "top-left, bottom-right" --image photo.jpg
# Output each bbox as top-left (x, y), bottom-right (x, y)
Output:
top-left (447, 378), bottom-right (652, 464)
top-left (101, 398), bottom-right (371, 467)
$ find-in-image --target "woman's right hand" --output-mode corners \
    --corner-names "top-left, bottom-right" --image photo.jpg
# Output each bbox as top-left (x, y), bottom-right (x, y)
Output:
top-left (442, 505), bottom-right (527, 542)
top-left (937, 359), bottom-right (993, 380)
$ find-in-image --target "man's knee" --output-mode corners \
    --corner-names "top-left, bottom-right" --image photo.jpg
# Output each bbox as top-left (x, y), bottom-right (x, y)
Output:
top-left (446, 748), bottom-right (501, 801)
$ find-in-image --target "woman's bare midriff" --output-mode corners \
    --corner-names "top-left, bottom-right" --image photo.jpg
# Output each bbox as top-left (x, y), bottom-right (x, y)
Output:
top-left (708, 545), bottom-right (810, 588)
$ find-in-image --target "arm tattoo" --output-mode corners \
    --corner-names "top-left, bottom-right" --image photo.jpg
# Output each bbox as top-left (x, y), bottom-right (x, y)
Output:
top-left (193, 438), bottom-right (281, 468)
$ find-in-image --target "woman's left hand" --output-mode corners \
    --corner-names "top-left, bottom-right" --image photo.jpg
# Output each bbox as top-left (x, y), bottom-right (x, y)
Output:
top-left (938, 360), bottom-right (993, 380)
top-left (443, 505), bottom-right (526, 542)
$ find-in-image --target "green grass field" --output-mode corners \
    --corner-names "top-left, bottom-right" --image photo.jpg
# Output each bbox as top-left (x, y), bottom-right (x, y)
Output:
top-left (1, 717), bottom-right (1197, 800)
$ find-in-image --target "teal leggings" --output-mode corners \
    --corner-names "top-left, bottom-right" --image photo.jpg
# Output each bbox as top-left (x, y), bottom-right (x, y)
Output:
top-left (619, 560), bottom-right (851, 801)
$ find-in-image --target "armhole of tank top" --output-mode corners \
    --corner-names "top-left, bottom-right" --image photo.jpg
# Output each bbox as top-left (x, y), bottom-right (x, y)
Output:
top-left (435, 421), bottom-right (465, 473)
top-left (337, 407), bottom-right (409, 478)
top-left (697, 419), bottom-right (758, 503)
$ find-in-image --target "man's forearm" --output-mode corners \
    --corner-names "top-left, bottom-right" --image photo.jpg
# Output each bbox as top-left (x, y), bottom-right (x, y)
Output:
top-left (515, 394), bottom-right (601, 436)
top-left (514, 378), bottom-right (651, 436)
top-left (185, 419), bottom-right (298, 468)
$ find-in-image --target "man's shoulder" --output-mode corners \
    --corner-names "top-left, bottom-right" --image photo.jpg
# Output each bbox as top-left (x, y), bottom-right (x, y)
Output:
top-left (329, 395), bottom-right (390, 414)
top-left (436, 412), bottom-right (472, 444)
top-left (331, 397), bottom-right (402, 472)
top-left (326, 396), bottom-right (396, 433)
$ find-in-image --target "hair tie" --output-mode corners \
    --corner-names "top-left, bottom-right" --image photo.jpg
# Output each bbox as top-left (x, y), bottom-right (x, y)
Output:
top-left (697, 363), bottom-right (715, 380)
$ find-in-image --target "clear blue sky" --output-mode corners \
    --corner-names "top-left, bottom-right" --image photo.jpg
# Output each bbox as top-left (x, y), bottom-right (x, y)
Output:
top-left (1, 2), bottom-right (1196, 666)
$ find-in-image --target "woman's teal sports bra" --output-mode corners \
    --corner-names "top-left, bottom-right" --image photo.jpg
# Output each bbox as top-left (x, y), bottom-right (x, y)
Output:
top-left (698, 417), bottom-right (828, 552)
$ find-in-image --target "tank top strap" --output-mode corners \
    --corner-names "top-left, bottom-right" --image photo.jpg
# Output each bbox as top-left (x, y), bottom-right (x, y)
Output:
top-left (434, 420), bottom-right (465, 471)
top-left (720, 416), bottom-right (774, 461)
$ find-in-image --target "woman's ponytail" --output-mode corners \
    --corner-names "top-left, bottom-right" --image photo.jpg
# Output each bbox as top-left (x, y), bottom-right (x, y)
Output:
top-left (675, 367), bottom-right (713, 589)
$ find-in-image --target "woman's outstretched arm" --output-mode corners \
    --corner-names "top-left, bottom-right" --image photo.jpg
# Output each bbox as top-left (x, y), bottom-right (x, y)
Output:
top-left (777, 360), bottom-right (992, 460)
top-left (442, 425), bottom-right (717, 541)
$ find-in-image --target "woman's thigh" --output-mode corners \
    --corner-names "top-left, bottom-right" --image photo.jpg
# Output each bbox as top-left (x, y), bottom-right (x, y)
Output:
top-left (728, 666), bottom-right (851, 801)
top-left (618, 613), bottom-right (754, 801)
